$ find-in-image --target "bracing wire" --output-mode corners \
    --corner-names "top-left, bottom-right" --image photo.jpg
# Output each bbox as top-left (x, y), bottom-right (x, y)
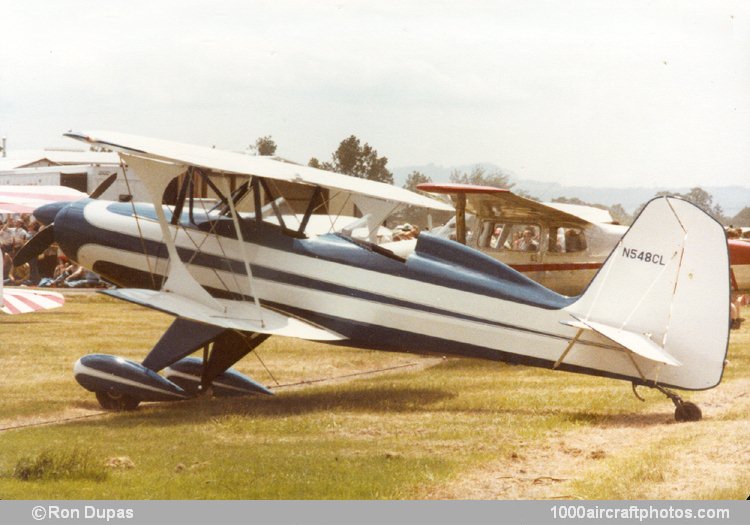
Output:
top-left (120, 158), bottom-right (157, 288)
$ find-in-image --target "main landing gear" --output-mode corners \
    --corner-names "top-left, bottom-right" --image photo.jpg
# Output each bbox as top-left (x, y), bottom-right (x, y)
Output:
top-left (75, 322), bottom-right (275, 411)
top-left (95, 390), bottom-right (141, 411)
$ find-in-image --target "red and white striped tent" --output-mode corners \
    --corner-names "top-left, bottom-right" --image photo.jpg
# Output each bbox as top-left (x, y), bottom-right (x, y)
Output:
top-left (0, 185), bottom-right (86, 214)
top-left (0, 184), bottom-right (78, 314)
top-left (1, 288), bottom-right (64, 315)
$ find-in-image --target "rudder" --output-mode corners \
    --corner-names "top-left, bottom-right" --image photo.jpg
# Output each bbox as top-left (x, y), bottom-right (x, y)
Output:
top-left (566, 197), bottom-right (730, 390)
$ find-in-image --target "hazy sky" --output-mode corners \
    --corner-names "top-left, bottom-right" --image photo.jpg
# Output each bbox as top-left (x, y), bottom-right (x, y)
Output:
top-left (1, 0), bottom-right (749, 187)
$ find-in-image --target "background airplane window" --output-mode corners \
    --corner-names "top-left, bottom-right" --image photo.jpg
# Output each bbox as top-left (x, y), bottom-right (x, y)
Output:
top-left (550, 226), bottom-right (587, 253)
top-left (477, 221), bottom-right (508, 250)
top-left (564, 228), bottom-right (586, 252)
top-left (509, 224), bottom-right (540, 252)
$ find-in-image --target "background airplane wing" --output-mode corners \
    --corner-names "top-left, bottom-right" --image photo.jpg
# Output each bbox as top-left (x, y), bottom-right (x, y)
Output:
top-left (543, 202), bottom-right (614, 224)
top-left (418, 183), bottom-right (591, 225)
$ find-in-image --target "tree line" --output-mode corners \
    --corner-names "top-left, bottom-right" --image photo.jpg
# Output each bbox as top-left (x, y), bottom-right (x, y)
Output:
top-left (248, 134), bottom-right (749, 227)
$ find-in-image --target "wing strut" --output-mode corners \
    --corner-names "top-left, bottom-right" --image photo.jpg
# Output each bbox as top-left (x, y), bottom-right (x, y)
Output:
top-left (215, 176), bottom-right (265, 327)
top-left (553, 328), bottom-right (584, 369)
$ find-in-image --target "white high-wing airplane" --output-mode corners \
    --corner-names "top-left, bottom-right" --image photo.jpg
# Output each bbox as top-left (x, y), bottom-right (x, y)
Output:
top-left (417, 183), bottom-right (750, 296)
top-left (18, 131), bottom-right (731, 421)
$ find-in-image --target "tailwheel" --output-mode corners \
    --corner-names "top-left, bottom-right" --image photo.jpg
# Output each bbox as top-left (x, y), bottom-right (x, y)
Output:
top-left (652, 384), bottom-right (702, 422)
top-left (95, 390), bottom-right (140, 411)
top-left (674, 400), bottom-right (702, 422)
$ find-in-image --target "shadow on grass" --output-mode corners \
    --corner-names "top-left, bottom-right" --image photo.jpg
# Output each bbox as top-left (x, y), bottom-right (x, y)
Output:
top-left (0, 319), bottom-right (54, 325)
top-left (71, 385), bottom-right (456, 430)
top-left (65, 383), bottom-right (679, 433)
top-left (560, 410), bottom-right (674, 427)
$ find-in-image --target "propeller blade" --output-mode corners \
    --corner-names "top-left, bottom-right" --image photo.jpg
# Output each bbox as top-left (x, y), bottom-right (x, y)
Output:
top-left (90, 172), bottom-right (118, 199)
top-left (13, 225), bottom-right (55, 267)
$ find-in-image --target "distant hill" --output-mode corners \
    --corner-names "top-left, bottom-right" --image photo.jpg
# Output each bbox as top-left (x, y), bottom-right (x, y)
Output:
top-left (393, 163), bottom-right (750, 217)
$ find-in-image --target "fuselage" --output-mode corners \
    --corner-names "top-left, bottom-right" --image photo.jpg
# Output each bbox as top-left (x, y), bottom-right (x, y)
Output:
top-left (48, 198), bottom-right (704, 389)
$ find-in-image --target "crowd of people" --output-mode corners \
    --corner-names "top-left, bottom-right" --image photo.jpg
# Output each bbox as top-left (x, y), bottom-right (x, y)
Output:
top-left (1, 214), bottom-right (105, 288)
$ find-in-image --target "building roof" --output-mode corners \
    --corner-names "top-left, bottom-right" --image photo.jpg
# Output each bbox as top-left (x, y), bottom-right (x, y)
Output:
top-left (0, 149), bottom-right (119, 169)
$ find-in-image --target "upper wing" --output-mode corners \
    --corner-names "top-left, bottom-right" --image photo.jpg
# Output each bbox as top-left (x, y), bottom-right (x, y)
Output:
top-left (64, 131), bottom-right (453, 212)
top-left (0, 186), bottom-right (87, 214)
top-left (417, 183), bottom-right (590, 225)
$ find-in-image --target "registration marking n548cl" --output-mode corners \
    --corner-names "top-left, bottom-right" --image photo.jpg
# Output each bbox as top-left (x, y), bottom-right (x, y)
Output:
top-left (622, 247), bottom-right (666, 265)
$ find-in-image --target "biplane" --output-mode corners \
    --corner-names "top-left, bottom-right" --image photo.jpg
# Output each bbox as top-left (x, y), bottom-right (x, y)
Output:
top-left (17, 131), bottom-right (731, 421)
top-left (418, 184), bottom-right (750, 295)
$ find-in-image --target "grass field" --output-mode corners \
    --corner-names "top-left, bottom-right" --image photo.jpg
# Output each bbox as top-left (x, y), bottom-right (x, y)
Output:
top-left (0, 294), bottom-right (747, 499)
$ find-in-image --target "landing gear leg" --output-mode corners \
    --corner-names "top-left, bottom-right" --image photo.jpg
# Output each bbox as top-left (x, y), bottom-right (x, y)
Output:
top-left (653, 385), bottom-right (702, 422)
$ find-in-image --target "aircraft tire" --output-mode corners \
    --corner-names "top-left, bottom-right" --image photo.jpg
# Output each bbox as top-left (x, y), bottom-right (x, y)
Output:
top-left (674, 401), bottom-right (702, 422)
top-left (95, 390), bottom-right (140, 411)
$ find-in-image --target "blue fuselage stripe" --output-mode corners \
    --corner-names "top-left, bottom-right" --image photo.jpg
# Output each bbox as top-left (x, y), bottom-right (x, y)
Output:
top-left (55, 200), bottom-right (603, 349)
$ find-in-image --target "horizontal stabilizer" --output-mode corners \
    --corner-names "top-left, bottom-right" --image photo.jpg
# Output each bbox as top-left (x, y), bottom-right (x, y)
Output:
top-left (103, 288), bottom-right (345, 341)
top-left (562, 316), bottom-right (681, 366)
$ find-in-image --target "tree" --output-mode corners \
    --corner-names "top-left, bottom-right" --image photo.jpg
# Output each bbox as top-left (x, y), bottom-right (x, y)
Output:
top-left (515, 190), bottom-right (540, 201)
top-left (608, 204), bottom-right (632, 225)
top-left (392, 170), bottom-right (452, 229)
top-left (449, 165), bottom-right (513, 189)
top-left (731, 206), bottom-right (750, 227)
top-left (307, 157), bottom-right (325, 170)
top-left (249, 135), bottom-right (277, 156)
top-left (310, 135), bottom-right (394, 184)
top-left (403, 170), bottom-right (432, 192)
top-left (679, 187), bottom-right (726, 221)
top-left (634, 187), bottom-right (727, 223)
top-left (551, 196), bottom-right (607, 209)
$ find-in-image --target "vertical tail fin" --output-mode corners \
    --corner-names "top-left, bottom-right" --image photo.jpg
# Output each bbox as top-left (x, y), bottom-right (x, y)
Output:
top-left (566, 197), bottom-right (730, 390)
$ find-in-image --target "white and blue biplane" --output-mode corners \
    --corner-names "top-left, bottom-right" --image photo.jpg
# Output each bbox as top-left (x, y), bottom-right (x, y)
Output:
top-left (17, 131), bottom-right (730, 421)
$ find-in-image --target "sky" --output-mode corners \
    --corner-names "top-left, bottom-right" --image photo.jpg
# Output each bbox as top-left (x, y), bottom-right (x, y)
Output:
top-left (1, 0), bottom-right (749, 188)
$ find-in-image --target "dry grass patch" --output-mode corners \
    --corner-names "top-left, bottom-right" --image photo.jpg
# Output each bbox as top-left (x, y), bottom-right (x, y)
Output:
top-left (0, 294), bottom-right (747, 499)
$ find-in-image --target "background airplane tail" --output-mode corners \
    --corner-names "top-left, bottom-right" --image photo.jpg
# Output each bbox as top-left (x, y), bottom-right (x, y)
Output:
top-left (566, 197), bottom-right (730, 390)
